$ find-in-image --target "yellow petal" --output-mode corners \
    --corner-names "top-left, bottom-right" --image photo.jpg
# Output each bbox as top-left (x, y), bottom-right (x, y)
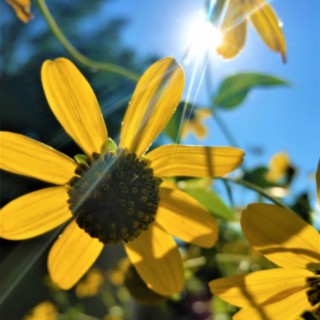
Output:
top-left (156, 185), bottom-right (218, 248)
top-left (124, 223), bottom-right (184, 296)
top-left (316, 160), bottom-right (320, 205)
top-left (0, 131), bottom-right (77, 185)
top-left (266, 152), bottom-right (290, 182)
top-left (6, 0), bottom-right (32, 23)
top-left (1, 187), bottom-right (71, 240)
top-left (48, 221), bottom-right (103, 290)
top-left (246, 0), bottom-right (286, 62)
top-left (192, 121), bottom-right (207, 139)
top-left (209, 268), bottom-right (312, 308)
top-left (120, 58), bottom-right (184, 157)
top-left (241, 203), bottom-right (320, 268)
top-left (146, 145), bottom-right (244, 178)
top-left (41, 58), bottom-right (108, 157)
top-left (234, 289), bottom-right (310, 320)
top-left (216, 2), bottom-right (247, 59)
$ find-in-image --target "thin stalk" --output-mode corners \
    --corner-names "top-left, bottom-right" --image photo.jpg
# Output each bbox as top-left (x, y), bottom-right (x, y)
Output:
top-left (36, 0), bottom-right (139, 81)
top-left (220, 177), bottom-right (295, 213)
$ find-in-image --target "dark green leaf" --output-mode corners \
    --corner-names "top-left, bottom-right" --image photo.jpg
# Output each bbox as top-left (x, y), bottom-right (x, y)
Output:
top-left (214, 73), bottom-right (288, 109)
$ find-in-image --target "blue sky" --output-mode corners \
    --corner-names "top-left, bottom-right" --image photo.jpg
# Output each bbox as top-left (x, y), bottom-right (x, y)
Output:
top-left (100, 0), bottom-right (320, 208)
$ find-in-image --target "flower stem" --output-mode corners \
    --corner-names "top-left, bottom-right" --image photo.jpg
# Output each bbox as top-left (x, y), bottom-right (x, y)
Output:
top-left (220, 177), bottom-right (295, 213)
top-left (36, 0), bottom-right (139, 81)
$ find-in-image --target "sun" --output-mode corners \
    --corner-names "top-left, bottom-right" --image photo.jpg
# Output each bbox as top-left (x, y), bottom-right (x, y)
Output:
top-left (186, 11), bottom-right (223, 57)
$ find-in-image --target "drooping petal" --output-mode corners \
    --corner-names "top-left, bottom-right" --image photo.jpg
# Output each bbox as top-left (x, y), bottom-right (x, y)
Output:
top-left (216, 1), bottom-right (247, 59)
top-left (119, 58), bottom-right (184, 157)
top-left (41, 58), bottom-right (108, 157)
top-left (0, 187), bottom-right (71, 240)
top-left (209, 268), bottom-right (312, 308)
top-left (246, 0), bottom-right (286, 62)
top-left (48, 221), bottom-right (104, 290)
top-left (124, 223), bottom-right (184, 296)
top-left (156, 185), bottom-right (218, 248)
top-left (145, 145), bottom-right (244, 178)
top-left (6, 0), bottom-right (33, 23)
top-left (0, 131), bottom-right (77, 185)
top-left (234, 289), bottom-right (310, 320)
top-left (241, 203), bottom-right (320, 269)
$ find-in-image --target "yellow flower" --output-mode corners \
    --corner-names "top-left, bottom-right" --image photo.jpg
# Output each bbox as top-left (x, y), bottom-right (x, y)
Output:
top-left (75, 268), bottom-right (104, 298)
top-left (0, 57), bottom-right (244, 296)
top-left (209, 203), bottom-right (320, 319)
top-left (265, 152), bottom-right (295, 185)
top-left (23, 301), bottom-right (58, 320)
top-left (6, 0), bottom-right (33, 23)
top-left (181, 108), bottom-right (212, 140)
top-left (215, 0), bottom-right (286, 62)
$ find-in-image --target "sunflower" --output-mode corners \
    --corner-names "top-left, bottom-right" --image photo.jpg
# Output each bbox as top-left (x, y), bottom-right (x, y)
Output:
top-left (0, 57), bottom-right (244, 296)
top-left (213, 0), bottom-right (286, 62)
top-left (209, 203), bottom-right (320, 319)
top-left (181, 107), bottom-right (212, 140)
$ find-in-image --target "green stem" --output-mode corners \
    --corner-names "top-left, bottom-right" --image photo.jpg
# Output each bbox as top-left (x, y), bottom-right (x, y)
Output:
top-left (220, 177), bottom-right (295, 213)
top-left (36, 0), bottom-right (139, 81)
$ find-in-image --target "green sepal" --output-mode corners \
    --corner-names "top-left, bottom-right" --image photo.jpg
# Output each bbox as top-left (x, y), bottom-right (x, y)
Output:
top-left (104, 137), bottom-right (118, 154)
top-left (74, 154), bottom-right (89, 168)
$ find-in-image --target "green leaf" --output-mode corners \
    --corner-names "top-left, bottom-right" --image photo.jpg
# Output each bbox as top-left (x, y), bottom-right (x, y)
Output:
top-left (213, 73), bottom-right (288, 109)
top-left (242, 166), bottom-right (275, 188)
top-left (182, 181), bottom-right (235, 221)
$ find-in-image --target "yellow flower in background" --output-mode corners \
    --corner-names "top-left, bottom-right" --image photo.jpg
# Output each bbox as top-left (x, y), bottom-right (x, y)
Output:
top-left (209, 203), bottom-right (320, 319)
top-left (0, 58), bottom-right (244, 296)
top-left (265, 151), bottom-right (296, 185)
top-left (23, 301), bottom-right (58, 320)
top-left (214, 0), bottom-right (286, 62)
top-left (181, 108), bottom-right (212, 140)
top-left (6, 0), bottom-right (33, 23)
top-left (75, 268), bottom-right (104, 298)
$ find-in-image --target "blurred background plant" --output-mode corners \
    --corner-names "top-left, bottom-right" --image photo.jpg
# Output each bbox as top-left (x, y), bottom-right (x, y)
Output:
top-left (1, 0), bottom-right (319, 319)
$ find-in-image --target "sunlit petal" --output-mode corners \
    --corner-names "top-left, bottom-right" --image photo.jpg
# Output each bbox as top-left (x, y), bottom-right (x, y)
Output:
top-left (6, 0), bottom-right (32, 23)
top-left (48, 221), bottom-right (104, 290)
top-left (156, 185), bottom-right (218, 248)
top-left (234, 289), bottom-right (310, 320)
top-left (146, 145), bottom-right (244, 177)
top-left (241, 203), bottom-right (320, 268)
top-left (246, 0), bottom-right (286, 62)
top-left (119, 58), bottom-right (184, 157)
top-left (0, 131), bottom-right (77, 185)
top-left (209, 268), bottom-right (312, 308)
top-left (124, 223), bottom-right (184, 296)
top-left (41, 58), bottom-right (108, 157)
top-left (216, 2), bottom-right (247, 59)
top-left (1, 187), bottom-right (71, 240)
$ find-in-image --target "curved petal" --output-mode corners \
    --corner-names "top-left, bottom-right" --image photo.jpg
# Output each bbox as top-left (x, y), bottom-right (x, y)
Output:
top-left (146, 145), bottom-right (244, 178)
top-left (156, 185), bottom-right (218, 248)
top-left (241, 204), bottom-right (320, 269)
top-left (246, 0), bottom-right (286, 62)
top-left (124, 223), bottom-right (184, 296)
top-left (209, 268), bottom-right (312, 308)
top-left (216, 2), bottom-right (247, 59)
top-left (120, 58), bottom-right (184, 157)
top-left (1, 186), bottom-right (71, 240)
top-left (0, 131), bottom-right (77, 185)
top-left (48, 221), bottom-right (104, 290)
top-left (41, 58), bottom-right (108, 157)
top-left (234, 289), bottom-right (310, 320)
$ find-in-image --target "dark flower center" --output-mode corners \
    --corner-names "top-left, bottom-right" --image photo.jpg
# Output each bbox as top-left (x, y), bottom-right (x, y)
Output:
top-left (68, 149), bottom-right (161, 244)
top-left (307, 270), bottom-right (320, 319)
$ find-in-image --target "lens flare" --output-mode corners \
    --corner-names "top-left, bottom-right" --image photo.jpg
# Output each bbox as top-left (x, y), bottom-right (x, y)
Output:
top-left (187, 12), bottom-right (223, 57)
